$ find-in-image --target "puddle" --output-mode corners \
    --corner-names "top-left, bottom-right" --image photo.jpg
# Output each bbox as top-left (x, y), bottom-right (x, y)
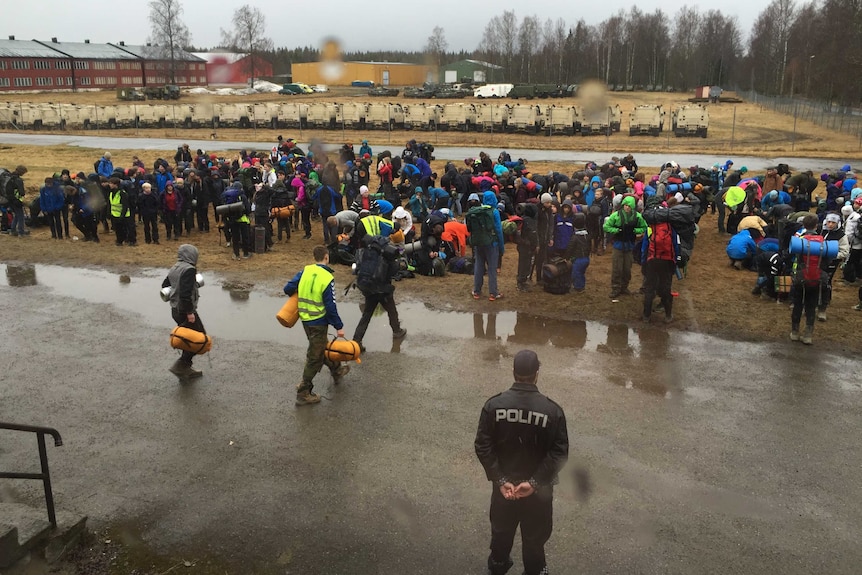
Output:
top-left (1, 262), bottom-right (834, 402)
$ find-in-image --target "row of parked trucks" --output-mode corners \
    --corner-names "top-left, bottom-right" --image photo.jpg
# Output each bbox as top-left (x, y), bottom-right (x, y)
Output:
top-left (0, 102), bottom-right (709, 137)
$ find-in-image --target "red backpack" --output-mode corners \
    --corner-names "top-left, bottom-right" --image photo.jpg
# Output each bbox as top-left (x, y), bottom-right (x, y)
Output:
top-left (793, 234), bottom-right (827, 286)
top-left (646, 222), bottom-right (675, 262)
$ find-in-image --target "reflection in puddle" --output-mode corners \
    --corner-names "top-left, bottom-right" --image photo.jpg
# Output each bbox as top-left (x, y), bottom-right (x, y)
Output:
top-left (5, 264), bottom-right (36, 287)
top-left (1, 263), bottom-right (686, 398)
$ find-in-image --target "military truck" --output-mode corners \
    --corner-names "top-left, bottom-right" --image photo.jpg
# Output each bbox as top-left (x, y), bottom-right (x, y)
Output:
top-left (544, 105), bottom-right (583, 135)
top-left (279, 103), bottom-right (308, 129)
top-left (628, 105), bottom-right (665, 136)
top-left (336, 102), bottom-right (368, 129)
top-left (672, 104), bottom-right (709, 137)
top-left (366, 103), bottom-right (404, 130)
top-left (475, 103), bottom-right (509, 132)
top-left (117, 87), bottom-right (145, 101)
top-left (509, 84), bottom-right (565, 99)
top-left (144, 84), bottom-right (180, 100)
top-left (306, 103), bottom-right (338, 129)
top-left (403, 104), bottom-right (442, 130)
top-left (580, 105), bottom-right (621, 136)
top-left (507, 104), bottom-right (544, 133)
top-left (439, 103), bottom-right (477, 131)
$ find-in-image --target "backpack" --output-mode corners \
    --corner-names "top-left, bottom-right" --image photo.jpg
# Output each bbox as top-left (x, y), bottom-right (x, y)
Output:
top-left (356, 236), bottom-right (393, 294)
top-left (447, 256), bottom-right (474, 274)
top-left (792, 234), bottom-right (829, 286)
top-left (645, 222), bottom-right (676, 262)
top-left (542, 256), bottom-right (572, 295)
top-left (0, 168), bottom-right (12, 205)
top-left (465, 205), bottom-right (496, 247)
top-left (94, 160), bottom-right (101, 174)
top-left (854, 216), bottom-right (862, 242)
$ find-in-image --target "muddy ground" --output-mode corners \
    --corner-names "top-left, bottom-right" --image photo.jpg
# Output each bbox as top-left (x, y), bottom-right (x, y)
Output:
top-left (2, 203), bottom-right (860, 352)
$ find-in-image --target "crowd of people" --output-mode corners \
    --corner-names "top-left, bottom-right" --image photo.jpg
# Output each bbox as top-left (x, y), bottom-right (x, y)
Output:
top-left (1, 137), bottom-right (859, 341)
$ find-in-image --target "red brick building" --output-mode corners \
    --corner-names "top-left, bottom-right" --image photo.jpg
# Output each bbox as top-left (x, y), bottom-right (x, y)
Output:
top-left (0, 36), bottom-right (207, 92)
top-left (191, 52), bottom-right (273, 86)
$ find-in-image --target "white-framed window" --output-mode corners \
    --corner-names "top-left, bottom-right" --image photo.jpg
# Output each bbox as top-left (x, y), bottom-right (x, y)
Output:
top-left (199, 76), bottom-right (206, 83)
top-left (36, 77), bottom-right (52, 86)
top-left (14, 77), bottom-right (32, 86)
top-left (65, 76), bottom-right (72, 85)
top-left (34, 60), bottom-right (51, 70)
top-left (0, 61), bottom-right (7, 70)
top-left (79, 77), bottom-right (91, 85)
top-left (74, 61), bottom-right (89, 70)
top-left (0, 78), bottom-right (10, 87)
top-left (55, 60), bottom-right (71, 69)
top-left (56, 77), bottom-right (64, 86)
top-left (12, 60), bottom-right (29, 70)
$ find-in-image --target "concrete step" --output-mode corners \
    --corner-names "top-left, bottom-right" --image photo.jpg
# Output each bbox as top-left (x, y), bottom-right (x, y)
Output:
top-left (0, 502), bottom-right (87, 568)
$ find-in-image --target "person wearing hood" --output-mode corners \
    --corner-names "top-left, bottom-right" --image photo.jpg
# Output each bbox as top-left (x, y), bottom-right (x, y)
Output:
top-left (816, 213), bottom-right (850, 321)
top-left (358, 139), bottom-right (372, 159)
top-left (392, 206), bottom-right (414, 243)
top-left (585, 176), bottom-right (601, 206)
top-left (467, 190), bottom-right (506, 300)
top-left (725, 228), bottom-right (759, 270)
top-left (603, 195), bottom-right (647, 298)
top-left (162, 244), bottom-right (206, 382)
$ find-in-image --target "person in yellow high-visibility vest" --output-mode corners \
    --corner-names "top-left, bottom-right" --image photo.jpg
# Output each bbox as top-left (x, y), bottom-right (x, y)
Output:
top-left (283, 245), bottom-right (349, 406)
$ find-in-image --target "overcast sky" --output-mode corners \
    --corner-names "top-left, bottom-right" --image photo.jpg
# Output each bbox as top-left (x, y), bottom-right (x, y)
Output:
top-left (6, 0), bottom-right (764, 53)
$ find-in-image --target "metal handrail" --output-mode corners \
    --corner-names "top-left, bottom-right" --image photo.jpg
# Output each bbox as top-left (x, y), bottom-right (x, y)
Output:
top-left (0, 422), bottom-right (63, 526)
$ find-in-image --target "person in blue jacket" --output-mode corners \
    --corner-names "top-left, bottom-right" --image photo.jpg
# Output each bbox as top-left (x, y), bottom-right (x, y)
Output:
top-left (760, 189), bottom-right (792, 213)
top-left (358, 139), bottom-right (372, 159)
top-left (426, 186), bottom-right (450, 210)
top-left (415, 156), bottom-right (432, 180)
top-left (726, 228), bottom-right (758, 270)
top-left (585, 175), bottom-right (602, 207)
top-left (96, 152), bottom-right (114, 179)
top-left (283, 245), bottom-right (350, 406)
top-left (39, 175), bottom-right (66, 239)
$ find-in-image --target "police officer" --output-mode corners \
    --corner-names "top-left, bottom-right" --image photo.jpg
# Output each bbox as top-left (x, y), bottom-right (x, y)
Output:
top-left (474, 349), bottom-right (568, 575)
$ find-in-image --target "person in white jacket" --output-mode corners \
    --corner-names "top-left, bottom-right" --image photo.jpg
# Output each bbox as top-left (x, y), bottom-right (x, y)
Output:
top-left (817, 213), bottom-right (850, 321)
top-left (842, 199), bottom-right (862, 285)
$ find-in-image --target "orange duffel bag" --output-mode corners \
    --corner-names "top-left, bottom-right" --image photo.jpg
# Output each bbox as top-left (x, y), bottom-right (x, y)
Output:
top-left (276, 294), bottom-right (300, 328)
top-left (325, 337), bottom-right (362, 364)
top-left (170, 326), bottom-right (212, 355)
top-left (271, 205), bottom-right (295, 219)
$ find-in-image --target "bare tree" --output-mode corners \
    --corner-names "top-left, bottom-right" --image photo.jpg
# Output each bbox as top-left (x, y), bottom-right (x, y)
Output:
top-left (147, 0), bottom-right (191, 85)
top-left (425, 26), bottom-right (448, 69)
top-left (221, 5), bottom-right (274, 87)
top-left (518, 16), bottom-right (540, 83)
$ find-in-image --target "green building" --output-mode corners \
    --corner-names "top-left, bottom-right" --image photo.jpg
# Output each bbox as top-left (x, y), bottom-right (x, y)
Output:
top-left (439, 59), bottom-right (504, 84)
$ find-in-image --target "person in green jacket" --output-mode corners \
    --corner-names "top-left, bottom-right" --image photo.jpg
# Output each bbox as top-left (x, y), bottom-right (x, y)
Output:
top-left (603, 195), bottom-right (647, 298)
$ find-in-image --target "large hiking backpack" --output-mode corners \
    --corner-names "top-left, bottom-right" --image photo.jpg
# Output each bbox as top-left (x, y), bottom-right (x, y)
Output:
top-left (542, 257), bottom-right (572, 295)
top-left (466, 205), bottom-right (496, 247)
top-left (645, 222), bottom-right (676, 262)
top-left (356, 236), bottom-right (394, 293)
top-left (447, 256), bottom-right (474, 274)
top-left (0, 168), bottom-right (12, 205)
top-left (792, 234), bottom-right (829, 286)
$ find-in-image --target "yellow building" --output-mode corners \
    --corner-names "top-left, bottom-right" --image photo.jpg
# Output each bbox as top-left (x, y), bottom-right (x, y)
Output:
top-left (292, 61), bottom-right (435, 87)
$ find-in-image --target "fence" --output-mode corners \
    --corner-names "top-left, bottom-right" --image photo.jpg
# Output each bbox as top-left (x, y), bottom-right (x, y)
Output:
top-left (738, 89), bottom-right (862, 149)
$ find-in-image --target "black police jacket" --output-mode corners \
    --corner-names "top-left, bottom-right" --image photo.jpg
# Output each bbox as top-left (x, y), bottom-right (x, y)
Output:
top-left (475, 383), bottom-right (568, 487)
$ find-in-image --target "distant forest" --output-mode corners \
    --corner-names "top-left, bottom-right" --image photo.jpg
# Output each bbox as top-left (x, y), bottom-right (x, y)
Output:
top-left (200, 0), bottom-right (862, 105)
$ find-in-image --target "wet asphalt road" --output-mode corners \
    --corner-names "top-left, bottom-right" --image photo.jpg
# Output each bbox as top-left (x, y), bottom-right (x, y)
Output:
top-left (1, 264), bottom-right (862, 574)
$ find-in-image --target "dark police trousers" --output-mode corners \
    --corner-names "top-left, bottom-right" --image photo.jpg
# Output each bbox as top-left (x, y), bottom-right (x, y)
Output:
top-left (488, 486), bottom-right (553, 575)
